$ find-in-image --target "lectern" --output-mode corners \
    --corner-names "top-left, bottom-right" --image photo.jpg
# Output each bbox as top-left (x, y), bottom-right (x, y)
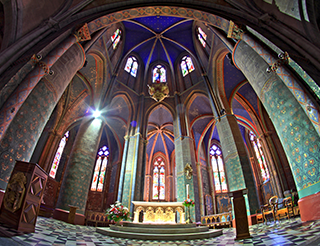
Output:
top-left (0, 161), bottom-right (48, 232)
top-left (229, 189), bottom-right (251, 240)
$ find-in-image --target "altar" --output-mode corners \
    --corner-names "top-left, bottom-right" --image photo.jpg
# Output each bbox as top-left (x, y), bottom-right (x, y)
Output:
top-left (132, 201), bottom-right (185, 223)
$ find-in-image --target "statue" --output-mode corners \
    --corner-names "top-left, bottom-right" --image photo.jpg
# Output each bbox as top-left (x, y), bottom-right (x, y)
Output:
top-left (184, 163), bottom-right (193, 180)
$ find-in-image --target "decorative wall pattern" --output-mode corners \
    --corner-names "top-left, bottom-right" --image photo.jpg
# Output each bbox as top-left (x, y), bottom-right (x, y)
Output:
top-left (242, 34), bottom-right (320, 135)
top-left (260, 75), bottom-right (320, 198)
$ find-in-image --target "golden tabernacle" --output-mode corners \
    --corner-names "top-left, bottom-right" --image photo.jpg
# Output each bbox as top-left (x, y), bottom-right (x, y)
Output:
top-left (132, 201), bottom-right (185, 223)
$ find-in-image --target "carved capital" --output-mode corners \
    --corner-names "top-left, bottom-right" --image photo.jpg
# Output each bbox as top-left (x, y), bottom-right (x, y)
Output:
top-left (75, 23), bottom-right (91, 42)
top-left (227, 20), bottom-right (244, 40)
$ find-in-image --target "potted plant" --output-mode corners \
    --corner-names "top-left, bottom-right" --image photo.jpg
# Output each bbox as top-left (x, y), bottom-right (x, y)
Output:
top-left (105, 201), bottom-right (130, 225)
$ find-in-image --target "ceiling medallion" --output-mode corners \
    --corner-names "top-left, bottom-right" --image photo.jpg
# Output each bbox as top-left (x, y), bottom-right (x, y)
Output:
top-left (147, 83), bottom-right (169, 102)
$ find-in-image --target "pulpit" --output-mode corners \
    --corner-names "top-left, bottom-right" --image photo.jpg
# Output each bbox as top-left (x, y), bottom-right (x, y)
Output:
top-left (132, 201), bottom-right (185, 223)
top-left (229, 189), bottom-right (251, 240)
top-left (0, 161), bottom-right (48, 232)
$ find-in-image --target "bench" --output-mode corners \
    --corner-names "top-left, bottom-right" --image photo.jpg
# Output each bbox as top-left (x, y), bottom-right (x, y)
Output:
top-left (200, 212), bottom-right (232, 229)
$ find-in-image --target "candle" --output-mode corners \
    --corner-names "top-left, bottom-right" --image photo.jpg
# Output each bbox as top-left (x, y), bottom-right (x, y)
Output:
top-left (186, 184), bottom-right (189, 198)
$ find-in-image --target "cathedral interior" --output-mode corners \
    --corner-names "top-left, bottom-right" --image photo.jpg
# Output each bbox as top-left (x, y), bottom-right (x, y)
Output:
top-left (0, 0), bottom-right (320, 245)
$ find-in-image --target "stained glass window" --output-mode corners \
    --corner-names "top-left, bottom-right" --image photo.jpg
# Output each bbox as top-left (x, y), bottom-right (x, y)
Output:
top-left (197, 27), bottom-right (207, 48)
top-left (152, 157), bottom-right (165, 200)
top-left (249, 131), bottom-right (270, 182)
top-left (111, 29), bottom-right (121, 49)
top-left (49, 131), bottom-right (69, 179)
top-left (210, 144), bottom-right (228, 193)
top-left (180, 56), bottom-right (195, 77)
top-left (124, 56), bottom-right (138, 77)
top-left (91, 145), bottom-right (109, 191)
top-left (152, 65), bottom-right (166, 83)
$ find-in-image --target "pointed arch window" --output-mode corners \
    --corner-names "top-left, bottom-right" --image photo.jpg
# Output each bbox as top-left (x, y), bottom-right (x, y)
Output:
top-left (111, 29), bottom-right (121, 49)
top-left (49, 131), bottom-right (69, 179)
top-left (210, 144), bottom-right (228, 193)
top-left (91, 145), bottom-right (109, 192)
top-left (152, 65), bottom-right (166, 83)
top-left (124, 56), bottom-right (138, 77)
top-left (180, 56), bottom-right (195, 77)
top-left (197, 27), bottom-right (207, 48)
top-left (249, 131), bottom-right (270, 182)
top-left (152, 157), bottom-right (165, 200)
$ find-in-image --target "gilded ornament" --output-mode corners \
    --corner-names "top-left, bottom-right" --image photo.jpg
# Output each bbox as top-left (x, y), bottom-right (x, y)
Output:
top-left (3, 172), bottom-right (27, 213)
top-left (184, 163), bottom-right (193, 180)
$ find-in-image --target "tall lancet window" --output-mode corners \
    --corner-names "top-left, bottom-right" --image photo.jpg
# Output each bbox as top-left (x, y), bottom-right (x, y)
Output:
top-left (210, 144), bottom-right (228, 193)
top-left (197, 27), bottom-right (207, 48)
top-left (180, 56), bottom-right (195, 77)
top-left (124, 56), bottom-right (138, 77)
top-left (152, 157), bottom-right (165, 200)
top-left (249, 131), bottom-right (270, 182)
top-left (91, 145), bottom-right (109, 192)
top-left (152, 65), bottom-right (166, 83)
top-left (111, 29), bottom-right (121, 49)
top-left (49, 131), bottom-right (69, 179)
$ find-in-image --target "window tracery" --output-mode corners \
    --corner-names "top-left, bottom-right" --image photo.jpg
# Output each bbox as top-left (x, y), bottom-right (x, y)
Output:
top-left (152, 65), bottom-right (166, 83)
top-left (91, 145), bottom-right (109, 192)
top-left (152, 157), bottom-right (165, 200)
top-left (249, 131), bottom-right (270, 182)
top-left (210, 144), bottom-right (228, 193)
top-left (180, 56), bottom-right (195, 77)
top-left (124, 56), bottom-right (138, 77)
top-left (197, 27), bottom-right (207, 48)
top-left (49, 131), bottom-right (69, 179)
top-left (111, 29), bottom-right (121, 49)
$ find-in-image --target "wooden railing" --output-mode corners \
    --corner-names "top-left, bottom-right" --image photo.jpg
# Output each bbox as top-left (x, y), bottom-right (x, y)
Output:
top-left (200, 212), bottom-right (232, 229)
top-left (85, 211), bottom-right (112, 227)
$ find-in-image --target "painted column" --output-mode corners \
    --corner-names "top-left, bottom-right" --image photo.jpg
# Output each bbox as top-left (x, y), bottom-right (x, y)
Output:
top-left (118, 95), bottom-right (145, 214)
top-left (216, 114), bottom-right (259, 215)
top-left (207, 165), bottom-right (217, 214)
top-left (54, 118), bottom-right (103, 217)
top-left (173, 94), bottom-right (198, 222)
top-left (233, 40), bottom-right (320, 221)
top-left (0, 43), bottom-right (85, 190)
top-left (196, 162), bottom-right (205, 216)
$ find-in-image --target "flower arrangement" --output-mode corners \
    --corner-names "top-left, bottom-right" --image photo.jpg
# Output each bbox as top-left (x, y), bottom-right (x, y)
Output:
top-left (105, 201), bottom-right (130, 222)
top-left (183, 198), bottom-right (195, 207)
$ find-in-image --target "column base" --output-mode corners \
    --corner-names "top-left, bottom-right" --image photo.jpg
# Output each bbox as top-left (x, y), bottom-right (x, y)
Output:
top-left (53, 208), bottom-right (85, 225)
top-left (299, 192), bottom-right (320, 221)
top-left (232, 214), bottom-right (257, 228)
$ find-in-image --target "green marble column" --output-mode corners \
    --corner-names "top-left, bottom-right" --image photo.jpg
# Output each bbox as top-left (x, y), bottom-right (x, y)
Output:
top-left (233, 40), bottom-right (320, 200)
top-left (55, 118), bottom-right (103, 215)
top-left (216, 114), bottom-right (259, 214)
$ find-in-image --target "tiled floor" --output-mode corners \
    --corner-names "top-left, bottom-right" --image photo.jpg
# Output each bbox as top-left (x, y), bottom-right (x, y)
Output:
top-left (0, 216), bottom-right (320, 245)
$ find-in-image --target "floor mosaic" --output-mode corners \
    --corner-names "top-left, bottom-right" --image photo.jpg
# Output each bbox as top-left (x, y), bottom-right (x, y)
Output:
top-left (0, 216), bottom-right (320, 245)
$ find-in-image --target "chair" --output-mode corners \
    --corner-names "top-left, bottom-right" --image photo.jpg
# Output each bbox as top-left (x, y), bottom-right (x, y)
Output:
top-left (262, 196), bottom-right (278, 223)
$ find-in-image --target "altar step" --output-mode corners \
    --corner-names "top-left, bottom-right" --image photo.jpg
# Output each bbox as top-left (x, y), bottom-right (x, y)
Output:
top-left (96, 223), bottom-right (223, 241)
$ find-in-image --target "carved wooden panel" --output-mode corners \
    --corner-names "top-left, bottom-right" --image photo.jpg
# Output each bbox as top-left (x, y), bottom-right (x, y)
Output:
top-left (0, 161), bottom-right (48, 233)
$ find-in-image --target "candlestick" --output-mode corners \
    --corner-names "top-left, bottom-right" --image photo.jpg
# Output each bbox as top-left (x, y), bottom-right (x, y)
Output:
top-left (186, 184), bottom-right (189, 198)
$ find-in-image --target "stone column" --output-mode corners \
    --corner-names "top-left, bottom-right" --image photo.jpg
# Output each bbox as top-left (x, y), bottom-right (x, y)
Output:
top-left (207, 165), bottom-right (217, 214)
top-left (216, 114), bottom-right (259, 215)
top-left (233, 39), bottom-right (320, 221)
top-left (0, 43), bottom-right (85, 190)
top-left (54, 117), bottom-right (103, 223)
top-left (117, 95), bottom-right (145, 214)
top-left (173, 94), bottom-right (198, 221)
top-left (196, 162), bottom-right (205, 216)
